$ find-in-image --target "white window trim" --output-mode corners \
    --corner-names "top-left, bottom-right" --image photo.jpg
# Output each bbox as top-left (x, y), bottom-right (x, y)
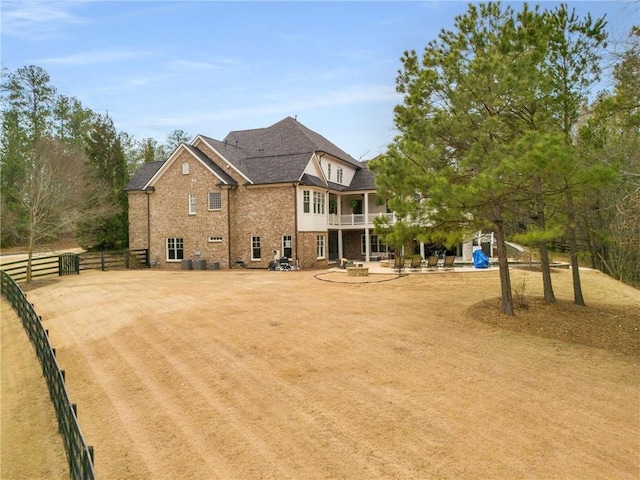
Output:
top-left (208, 192), bottom-right (222, 211)
top-left (182, 162), bottom-right (190, 175)
top-left (166, 237), bottom-right (184, 262)
top-left (251, 235), bottom-right (261, 261)
top-left (188, 194), bottom-right (196, 215)
top-left (316, 234), bottom-right (325, 260)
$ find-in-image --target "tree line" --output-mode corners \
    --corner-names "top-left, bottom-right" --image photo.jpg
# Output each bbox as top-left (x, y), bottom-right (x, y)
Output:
top-left (0, 65), bottom-right (189, 265)
top-left (370, 3), bottom-right (639, 313)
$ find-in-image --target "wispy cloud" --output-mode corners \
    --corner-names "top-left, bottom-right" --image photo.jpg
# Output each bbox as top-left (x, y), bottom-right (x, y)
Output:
top-left (35, 48), bottom-right (153, 66)
top-left (1, 1), bottom-right (88, 39)
top-left (144, 84), bottom-right (399, 129)
top-left (166, 59), bottom-right (244, 73)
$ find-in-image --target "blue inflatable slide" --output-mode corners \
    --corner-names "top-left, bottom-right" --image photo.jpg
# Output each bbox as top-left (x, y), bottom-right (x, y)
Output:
top-left (473, 249), bottom-right (490, 269)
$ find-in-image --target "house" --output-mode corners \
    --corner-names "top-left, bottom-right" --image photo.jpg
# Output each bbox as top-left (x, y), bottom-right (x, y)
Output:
top-left (125, 116), bottom-right (397, 269)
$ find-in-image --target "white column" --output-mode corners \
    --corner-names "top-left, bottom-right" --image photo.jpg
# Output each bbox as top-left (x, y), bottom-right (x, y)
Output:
top-left (364, 193), bottom-right (370, 261)
top-left (338, 229), bottom-right (343, 260)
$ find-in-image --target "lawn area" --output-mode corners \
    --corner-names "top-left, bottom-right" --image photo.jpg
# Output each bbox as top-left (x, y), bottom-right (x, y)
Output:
top-left (6, 267), bottom-right (640, 479)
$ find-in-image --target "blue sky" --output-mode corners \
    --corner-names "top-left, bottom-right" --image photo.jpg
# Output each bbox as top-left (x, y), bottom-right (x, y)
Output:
top-left (2, 1), bottom-right (637, 160)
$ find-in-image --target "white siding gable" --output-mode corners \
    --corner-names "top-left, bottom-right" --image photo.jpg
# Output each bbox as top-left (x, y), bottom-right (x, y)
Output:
top-left (301, 153), bottom-right (326, 183)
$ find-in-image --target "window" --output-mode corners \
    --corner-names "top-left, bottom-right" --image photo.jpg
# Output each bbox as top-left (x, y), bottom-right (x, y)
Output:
top-left (182, 162), bottom-right (190, 175)
top-left (303, 190), bottom-right (310, 213)
top-left (337, 167), bottom-right (343, 184)
top-left (282, 235), bottom-right (292, 259)
top-left (167, 237), bottom-right (184, 261)
top-left (251, 236), bottom-right (261, 261)
top-left (327, 163), bottom-right (332, 180)
top-left (316, 235), bottom-right (325, 259)
top-left (208, 192), bottom-right (221, 211)
top-left (208, 236), bottom-right (223, 243)
top-left (188, 194), bottom-right (196, 215)
top-left (361, 234), bottom-right (389, 254)
top-left (313, 191), bottom-right (325, 214)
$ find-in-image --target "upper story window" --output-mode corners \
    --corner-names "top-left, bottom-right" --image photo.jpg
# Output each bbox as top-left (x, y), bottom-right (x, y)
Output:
top-left (208, 192), bottom-right (222, 211)
top-left (313, 191), bottom-right (325, 214)
top-left (337, 167), bottom-right (343, 184)
top-left (327, 163), bottom-right (332, 180)
top-left (182, 162), bottom-right (190, 175)
top-left (303, 190), bottom-right (310, 213)
top-left (188, 194), bottom-right (196, 215)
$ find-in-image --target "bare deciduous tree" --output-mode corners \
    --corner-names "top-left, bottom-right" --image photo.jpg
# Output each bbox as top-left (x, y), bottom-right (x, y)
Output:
top-left (19, 137), bottom-right (117, 281)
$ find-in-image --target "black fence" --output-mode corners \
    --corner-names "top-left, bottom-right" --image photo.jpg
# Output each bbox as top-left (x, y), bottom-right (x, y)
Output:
top-left (1, 270), bottom-right (96, 480)
top-left (0, 249), bottom-right (149, 282)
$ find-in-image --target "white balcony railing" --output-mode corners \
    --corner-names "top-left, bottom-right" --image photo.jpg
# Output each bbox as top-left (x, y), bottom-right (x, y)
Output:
top-left (328, 212), bottom-right (397, 227)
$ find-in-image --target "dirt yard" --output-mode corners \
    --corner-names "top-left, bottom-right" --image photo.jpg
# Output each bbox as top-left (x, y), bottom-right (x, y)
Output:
top-left (7, 267), bottom-right (640, 479)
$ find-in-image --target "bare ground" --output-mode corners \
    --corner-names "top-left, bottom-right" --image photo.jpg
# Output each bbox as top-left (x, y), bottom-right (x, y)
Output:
top-left (6, 267), bottom-right (640, 479)
top-left (1, 302), bottom-right (68, 480)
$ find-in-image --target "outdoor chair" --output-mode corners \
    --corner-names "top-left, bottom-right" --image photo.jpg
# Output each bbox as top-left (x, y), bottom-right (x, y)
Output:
top-left (409, 256), bottom-right (422, 271)
top-left (442, 255), bottom-right (455, 270)
top-left (393, 255), bottom-right (404, 272)
top-left (424, 256), bottom-right (439, 270)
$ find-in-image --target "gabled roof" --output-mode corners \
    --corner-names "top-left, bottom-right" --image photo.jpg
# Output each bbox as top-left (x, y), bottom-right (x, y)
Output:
top-left (126, 117), bottom-right (376, 191)
top-left (125, 161), bottom-right (164, 191)
top-left (224, 116), bottom-right (360, 168)
top-left (181, 144), bottom-right (237, 185)
top-left (124, 144), bottom-right (237, 191)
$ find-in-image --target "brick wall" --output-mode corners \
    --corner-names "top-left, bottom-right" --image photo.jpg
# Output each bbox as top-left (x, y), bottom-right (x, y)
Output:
top-left (128, 191), bottom-right (149, 250)
top-left (229, 185), bottom-right (297, 269)
top-left (128, 141), bottom-right (339, 270)
top-left (298, 231), bottom-right (329, 269)
top-left (147, 150), bottom-right (231, 269)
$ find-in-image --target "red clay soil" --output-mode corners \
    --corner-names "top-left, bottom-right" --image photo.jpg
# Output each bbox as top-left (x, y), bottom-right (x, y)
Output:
top-left (9, 267), bottom-right (640, 479)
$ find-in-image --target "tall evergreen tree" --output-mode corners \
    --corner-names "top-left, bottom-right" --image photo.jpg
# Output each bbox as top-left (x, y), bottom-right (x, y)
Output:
top-left (1, 65), bottom-right (57, 245)
top-left (372, 2), bottom-right (609, 314)
top-left (79, 114), bottom-right (130, 249)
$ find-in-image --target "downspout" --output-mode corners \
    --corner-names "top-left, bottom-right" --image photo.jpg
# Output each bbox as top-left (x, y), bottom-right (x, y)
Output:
top-left (294, 183), bottom-right (299, 269)
top-left (226, 187), bottom-right (232, 269)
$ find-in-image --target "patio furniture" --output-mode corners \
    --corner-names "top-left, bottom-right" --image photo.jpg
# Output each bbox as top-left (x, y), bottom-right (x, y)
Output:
top-left (409, 256), bottom-right (422, 271)
top-left (442, 255), bottom-right (456, 270)
top-left (393, 255), bottom-right (404, 272)
top-left (424, 256), bottom-right (439, 270)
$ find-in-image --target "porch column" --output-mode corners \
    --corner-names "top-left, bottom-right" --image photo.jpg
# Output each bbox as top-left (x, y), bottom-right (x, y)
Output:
top-left (338, 229), bottom-right (343, 260)
top-left (365, 228), bottom-right (371, 262)
top-left (364, 193), bottom-right (370, 262)
top-left (419, 242), bottom-right (425, 259)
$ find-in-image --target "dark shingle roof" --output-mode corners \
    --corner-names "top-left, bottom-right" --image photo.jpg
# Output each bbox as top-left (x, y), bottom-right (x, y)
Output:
top-left (126, 117), bottom-right (376, 191)
top-left (124, 161), bottom-right (164, 190)
top-left (345, 166), bottom-right (376, 191)
top-left (182, 144), bottom-right (237, 185)
top-left (241, 153), bottom-right (312, 184)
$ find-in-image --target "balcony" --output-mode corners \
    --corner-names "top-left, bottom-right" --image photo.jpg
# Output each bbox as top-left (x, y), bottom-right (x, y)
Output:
top-left (328, 212), bottom-right (397, 228)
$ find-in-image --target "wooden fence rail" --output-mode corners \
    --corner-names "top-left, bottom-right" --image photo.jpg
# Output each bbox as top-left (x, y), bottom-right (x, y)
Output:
top-left (1, 270), bottom-right (96, 480)
top-left (0, 249), bottom-right (149, 281)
